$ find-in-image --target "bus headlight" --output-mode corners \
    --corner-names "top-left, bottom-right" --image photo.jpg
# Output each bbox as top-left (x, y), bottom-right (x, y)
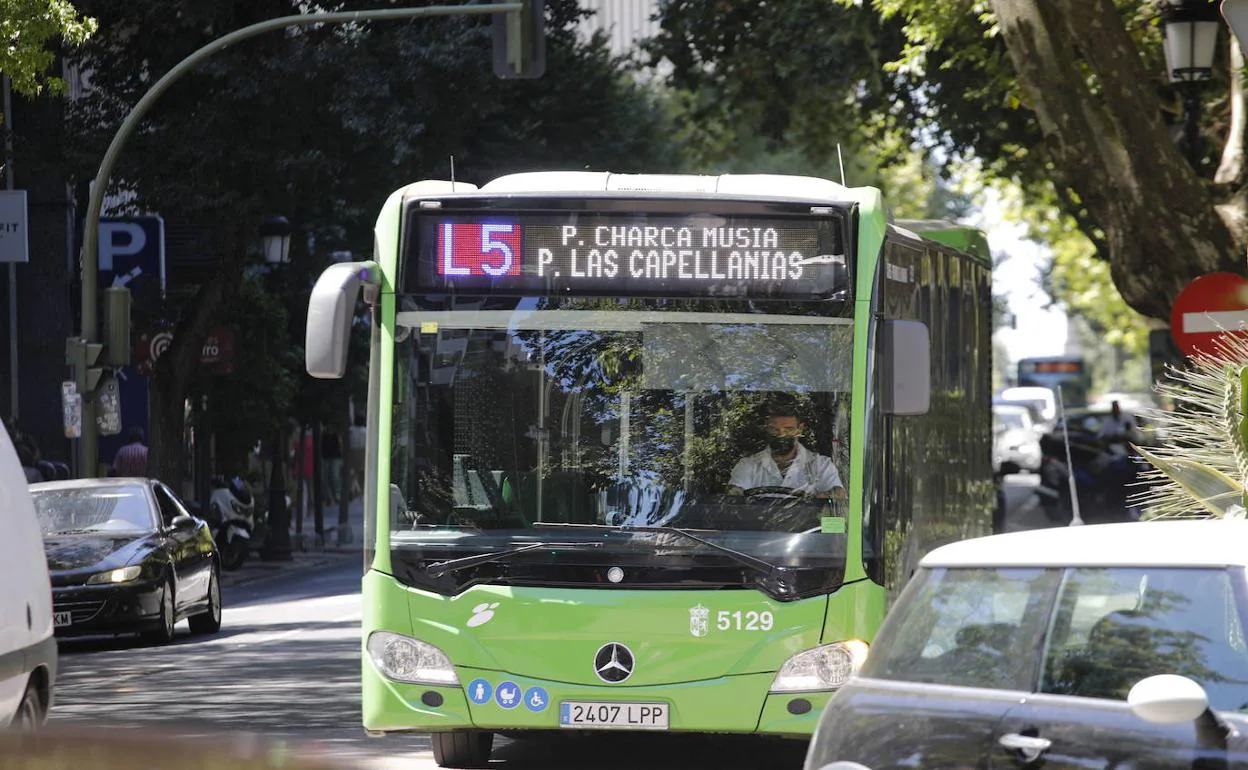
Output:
top-left (366, 631), bottom-right (459, 686)
top-left (769, 639), bottom-right (869, 692)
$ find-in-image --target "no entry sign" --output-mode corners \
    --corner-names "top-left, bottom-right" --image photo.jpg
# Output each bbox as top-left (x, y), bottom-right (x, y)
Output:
top-left (1170, 271), bottom-right (1248, 359)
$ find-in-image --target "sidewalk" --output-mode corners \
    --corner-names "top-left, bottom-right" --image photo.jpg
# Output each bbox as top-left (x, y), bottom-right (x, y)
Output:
top-left (218, 494), bottom-right (369, 589)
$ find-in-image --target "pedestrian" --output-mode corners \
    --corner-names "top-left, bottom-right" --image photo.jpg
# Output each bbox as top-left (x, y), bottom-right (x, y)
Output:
top-left (111, 426), bottom-right (149, 477)
top-left (349, 413), bottom-right (366, 500)
top-left (322, 427), bottom-right (343, 504)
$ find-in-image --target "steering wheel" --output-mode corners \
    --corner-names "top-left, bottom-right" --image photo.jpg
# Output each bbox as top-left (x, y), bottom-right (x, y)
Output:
top-left (743, 486), bottom-right (807, 501)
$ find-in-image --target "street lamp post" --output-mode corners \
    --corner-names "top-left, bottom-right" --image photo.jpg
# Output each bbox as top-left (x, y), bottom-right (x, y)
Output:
top-left (71, 2), bottom-right (526, 478)
top-left (260, 215), bottom-right (294, 560)
top-left (1161, 0), bottom-right (1221, 164)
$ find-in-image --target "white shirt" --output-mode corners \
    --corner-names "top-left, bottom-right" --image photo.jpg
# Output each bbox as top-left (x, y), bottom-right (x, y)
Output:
top-left (728, 442), bottom-right (844, 494)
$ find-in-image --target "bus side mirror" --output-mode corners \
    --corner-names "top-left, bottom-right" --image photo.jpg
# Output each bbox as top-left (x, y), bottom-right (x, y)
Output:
top-left (882, 319), bottom-right (931, 416)
top-left (306, 261), bottom-right (381, 379)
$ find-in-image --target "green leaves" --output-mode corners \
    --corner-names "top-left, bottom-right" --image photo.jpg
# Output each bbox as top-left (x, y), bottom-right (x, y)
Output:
top-left (0, 0), bottom-right (96, 97)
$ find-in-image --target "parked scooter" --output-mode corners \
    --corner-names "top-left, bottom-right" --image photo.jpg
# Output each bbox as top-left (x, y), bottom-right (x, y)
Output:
top-left (1035, 428), bottom-right (1142, 525)
top-left (208, 475), bottom-right (255, 570)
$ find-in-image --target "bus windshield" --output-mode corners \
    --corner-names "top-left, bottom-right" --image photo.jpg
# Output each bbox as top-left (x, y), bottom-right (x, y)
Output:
top-left (389, 295), bottom-right (854, 600)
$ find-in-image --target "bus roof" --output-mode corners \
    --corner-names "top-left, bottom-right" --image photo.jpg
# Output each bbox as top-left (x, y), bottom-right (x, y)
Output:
top-left (893, 219), bottom-right (991, 261)
top-left (397, 171), bottom-right (866, 203)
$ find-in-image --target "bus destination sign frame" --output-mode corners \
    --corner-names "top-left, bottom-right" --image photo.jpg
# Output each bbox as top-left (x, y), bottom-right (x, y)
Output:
top-left (402, 203), bottom-right (850, 299)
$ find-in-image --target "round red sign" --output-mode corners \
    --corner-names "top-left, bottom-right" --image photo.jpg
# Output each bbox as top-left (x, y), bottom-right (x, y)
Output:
top-left (1170, 271), bottom-right (1248, 359)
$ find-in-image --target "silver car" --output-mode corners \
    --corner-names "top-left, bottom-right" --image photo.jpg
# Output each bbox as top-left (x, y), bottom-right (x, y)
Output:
top-left (993, 404), bottom-right (1041, 472)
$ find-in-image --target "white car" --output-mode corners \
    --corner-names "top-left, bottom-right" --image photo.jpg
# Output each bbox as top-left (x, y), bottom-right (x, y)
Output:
top-left (0, 424), bottom-right (56, 729)
top-left (993, 403), bottom-right (1042, 472)
top-left (805, 520), bottom-right (1248, 769)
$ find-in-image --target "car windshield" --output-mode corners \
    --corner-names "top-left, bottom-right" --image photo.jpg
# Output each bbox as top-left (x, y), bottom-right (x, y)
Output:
top-left (32, 486), bottom-right (155, 535)
top-left (863, 566), bottom-right (1248, 711)
top-left (994, 411), bottom-right (1027, 431)
top-left (388, 295), bottom-right (853, 597)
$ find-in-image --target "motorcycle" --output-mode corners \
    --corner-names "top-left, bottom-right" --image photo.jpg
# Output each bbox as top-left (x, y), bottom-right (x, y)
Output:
top-left (1035, 428), bottom-right (1142, 525)
top-left (208, 475), bottom-right (256, 570)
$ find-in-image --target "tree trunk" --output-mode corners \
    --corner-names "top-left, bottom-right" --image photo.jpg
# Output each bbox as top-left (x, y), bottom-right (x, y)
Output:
top-left (988, 0), bottom-right (1244, 320)
top-left (147, 223), bottom-right (247, 487)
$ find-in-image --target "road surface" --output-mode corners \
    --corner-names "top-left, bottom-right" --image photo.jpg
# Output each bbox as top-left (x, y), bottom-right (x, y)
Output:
top-left (47, 480), bottom-right (1048, 769)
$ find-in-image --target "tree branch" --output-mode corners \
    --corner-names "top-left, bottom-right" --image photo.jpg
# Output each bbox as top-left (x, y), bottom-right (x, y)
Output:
top-left (989, 0), bottom-right (1240, 319)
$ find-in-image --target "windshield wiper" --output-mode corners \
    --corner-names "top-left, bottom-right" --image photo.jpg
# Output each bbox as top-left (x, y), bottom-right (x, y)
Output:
top-left (530, 522), bottom-right (795, 588)
top-left (424, 541), bottom-right (603, 578)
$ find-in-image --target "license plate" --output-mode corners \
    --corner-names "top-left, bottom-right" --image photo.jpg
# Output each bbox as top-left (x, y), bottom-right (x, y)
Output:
top-left (559, 701), bottom-right (668, 730)
top-left (53, 611), bottom-right (72, 628)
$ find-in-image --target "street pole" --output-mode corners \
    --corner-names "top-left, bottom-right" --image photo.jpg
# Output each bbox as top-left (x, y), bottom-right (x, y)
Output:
top-left (73, 2), bottom-right (522, 478)
top-left (1183, 87), bottom-right (1202, 164)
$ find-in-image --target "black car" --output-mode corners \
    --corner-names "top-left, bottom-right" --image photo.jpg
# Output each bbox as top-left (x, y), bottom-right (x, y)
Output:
top-left (30, 477), bottom-right (222, 645)
top-left (803, 521), bottom-right (1248, 770)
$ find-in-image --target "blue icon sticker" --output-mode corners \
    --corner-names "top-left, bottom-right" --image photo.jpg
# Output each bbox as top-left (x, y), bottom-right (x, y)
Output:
top-left (466, 678), bottom-right (492, 705)
top-left (523, 686), bottom-right (549, 712)
top-left (495, 680), bottom-right (521, 709)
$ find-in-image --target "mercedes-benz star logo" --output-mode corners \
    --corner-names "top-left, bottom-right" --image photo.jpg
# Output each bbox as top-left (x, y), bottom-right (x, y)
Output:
top-left (593, 642), bottom-right (635, 683)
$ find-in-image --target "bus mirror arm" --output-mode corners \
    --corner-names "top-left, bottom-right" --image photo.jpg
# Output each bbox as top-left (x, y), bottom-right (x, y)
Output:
top-left (881, 319), bottom-right (931, 416)
top-left (305, 260), bottom-right (381, 379)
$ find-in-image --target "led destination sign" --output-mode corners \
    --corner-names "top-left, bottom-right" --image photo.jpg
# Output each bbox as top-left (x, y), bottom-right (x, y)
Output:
top-left (406, 211), bottom-right (847, 298)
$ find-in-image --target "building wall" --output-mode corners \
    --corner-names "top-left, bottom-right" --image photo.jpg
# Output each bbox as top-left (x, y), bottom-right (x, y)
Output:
top-left (1, 88), bottom-right (76, 467)
top-left (576, 0), bottom-right (661, 58)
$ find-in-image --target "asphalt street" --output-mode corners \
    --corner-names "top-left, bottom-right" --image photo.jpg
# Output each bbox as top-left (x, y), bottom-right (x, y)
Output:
top-left (45, 477), bottom-right (1048, 770)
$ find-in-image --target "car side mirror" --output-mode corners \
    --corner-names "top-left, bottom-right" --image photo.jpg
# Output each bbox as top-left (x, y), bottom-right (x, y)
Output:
top-left (998, 460), bottom-right (1022, 476)
top-left (170, 514), bottom-right (195, 529)
top-left (1128, 674), bottom-right (1209, 724)
top-left (881, 319), bottom-right (930, 416)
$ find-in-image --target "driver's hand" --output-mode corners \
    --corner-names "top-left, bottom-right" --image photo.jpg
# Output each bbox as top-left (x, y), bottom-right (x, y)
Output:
top-left (726, 486), bottom-right (744, 496)
top-left (826, 487), bottom-right (847, 501)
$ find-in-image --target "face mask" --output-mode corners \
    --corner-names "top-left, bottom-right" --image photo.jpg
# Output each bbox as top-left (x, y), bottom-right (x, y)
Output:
top-left (768, 435), bottom-right (797, 454)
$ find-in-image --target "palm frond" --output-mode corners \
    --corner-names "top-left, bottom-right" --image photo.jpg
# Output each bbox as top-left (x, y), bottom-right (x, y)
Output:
top-left (1129, 331), bottom-right (1248, 519)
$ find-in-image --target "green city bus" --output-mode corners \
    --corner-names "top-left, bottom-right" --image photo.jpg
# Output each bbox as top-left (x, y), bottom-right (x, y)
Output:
top-left (305, 171), bottom-right (994, 767)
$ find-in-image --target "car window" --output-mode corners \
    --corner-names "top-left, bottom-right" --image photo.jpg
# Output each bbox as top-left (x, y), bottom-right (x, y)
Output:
top-left (1040, 568), bottom-right (1248, 711)
top-left (152, 484), bottom-right (186, 526)
top-left (861, 567), bottom-right (1061, 690)
top-left (32, 486), bottom-right (157, 534)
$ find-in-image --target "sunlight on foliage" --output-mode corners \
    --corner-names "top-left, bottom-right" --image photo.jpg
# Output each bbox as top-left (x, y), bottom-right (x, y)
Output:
top-left (985, 176), bottom-right (1149, 357)
top-left (0, 0), bottom-right (97, 97)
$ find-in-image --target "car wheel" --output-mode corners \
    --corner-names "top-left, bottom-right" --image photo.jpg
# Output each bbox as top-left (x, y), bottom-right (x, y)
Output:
top-left (431, 731), bottom-right (494, 768)
top-left (188, 563), bottom-right (222, 635)
top-left (12, 679), bottom-right (44, 730)
top-left (143, 576), bottom-right (177, 645)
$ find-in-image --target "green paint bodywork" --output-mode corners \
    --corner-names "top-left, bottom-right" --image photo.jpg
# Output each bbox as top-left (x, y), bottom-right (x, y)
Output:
top-left (355, 180), bottom-right (922, 738)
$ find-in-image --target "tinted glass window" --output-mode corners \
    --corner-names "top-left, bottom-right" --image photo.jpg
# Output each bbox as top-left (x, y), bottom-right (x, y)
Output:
top-left (862, 567), bottom-right (1060, 690)
top-left (1040, 567), bottom-right (1248, 710)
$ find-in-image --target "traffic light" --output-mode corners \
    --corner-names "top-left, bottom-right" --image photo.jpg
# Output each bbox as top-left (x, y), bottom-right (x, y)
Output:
top-left (493, 0), bottom-right (545, 79)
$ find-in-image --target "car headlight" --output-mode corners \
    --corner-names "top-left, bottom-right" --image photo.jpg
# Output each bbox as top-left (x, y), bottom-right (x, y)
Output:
top-left (366, 631), bottom-right (459, 685)
top-left (769, 640), bottom-right (869, 692)
top-left (86, 565), bottom-right (141, 585)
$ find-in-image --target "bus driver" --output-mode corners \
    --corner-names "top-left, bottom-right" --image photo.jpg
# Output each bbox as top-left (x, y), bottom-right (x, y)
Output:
top-left (726, 403), bottom-right (847, 500)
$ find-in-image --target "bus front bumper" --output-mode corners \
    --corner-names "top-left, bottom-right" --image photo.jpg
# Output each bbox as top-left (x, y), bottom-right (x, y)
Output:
top-left (362, 663), bottom-right (831, 737)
